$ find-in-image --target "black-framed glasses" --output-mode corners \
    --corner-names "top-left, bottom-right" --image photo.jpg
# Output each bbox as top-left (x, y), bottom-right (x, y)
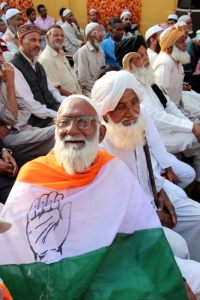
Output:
top-left (54, 115), bottom-right (101, 130)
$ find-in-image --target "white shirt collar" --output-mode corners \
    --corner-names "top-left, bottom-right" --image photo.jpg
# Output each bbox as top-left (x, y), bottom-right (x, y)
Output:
top-left (20, 50), bottom-right (38, 70)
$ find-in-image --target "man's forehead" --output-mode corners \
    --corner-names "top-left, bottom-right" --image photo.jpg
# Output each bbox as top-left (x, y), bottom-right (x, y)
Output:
top-left (24, 32), bottom-right (41, 39)
top-left (58, 98), bottom-right (97, 117)
top-left (119, 89), bottom-right (137, 102)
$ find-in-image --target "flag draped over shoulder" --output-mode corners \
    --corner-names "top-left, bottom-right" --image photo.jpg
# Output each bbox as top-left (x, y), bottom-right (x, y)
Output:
top-left (0, 150), bottom-right (187, 300)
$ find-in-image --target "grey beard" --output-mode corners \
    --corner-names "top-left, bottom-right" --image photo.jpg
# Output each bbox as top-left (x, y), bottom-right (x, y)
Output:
top-left (131, 63), bottom-right (155, 86)
top-left (171, 45), bottom-right (190, 64)
top-left (11, 24), bottom-right (18, 38)
top-left (91, 36), bottom-right (102, 48)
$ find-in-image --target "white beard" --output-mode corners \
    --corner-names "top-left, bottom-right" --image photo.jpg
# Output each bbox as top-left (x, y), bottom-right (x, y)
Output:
top-left (131, 63), bottom-right (155, 86)
top-left (104, 114), bottom-right (146, 150)
top-left (188, 30), bottom-right (193, 34)
top-left (171, 45), bottom-right (190, 64)
top-left (54, 128), bottom-right (99, 175)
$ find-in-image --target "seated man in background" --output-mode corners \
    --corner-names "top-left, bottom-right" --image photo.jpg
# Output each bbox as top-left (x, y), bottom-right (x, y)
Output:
top-left (35, 4), bottom-right (54, 50)
top-left (0, 18), bottom-right (7, 38)
top-left (0, 55), bottom-right (55, 158)
top-left (167, 14), bottom-right (178, 27)
top-left (38, 25), bottom-right (82, 97)
top-left (0, 94), bottom-right (190, 299)
top-left (120, 9), bottom-right (140, 37)
top-left (101, 18), bottom-right (126, 69)
top-left (56, 7), bottom-right (66, 26)
top-left (25, 7), bottom-right (36, 25)
top-left (145, 24), bottom-right (163, 65)
top-left (178, 15), bottom-right (193, 36)
top-left (0, 139), bottom-right (32, 204)
top-left (0, 2), bottom-right (8, 27)
top-left (10, 24), bottom-right (65, 128)
top-left (61, 9), bottom-right (85, 53)
top-left (88, 8), bottom-right (106, 32)
top-left (2, 8), bottom-right (23, 56)
top-left (74, 22), bottom-right (105, 96)
top-left (115, 35), bottom-right (200, 200)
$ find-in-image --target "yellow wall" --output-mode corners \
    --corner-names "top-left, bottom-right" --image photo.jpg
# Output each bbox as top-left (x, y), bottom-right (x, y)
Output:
top-left (33, 0), bottom-right (87, 28)
top-left (32, 0), bottom-right (178, 35)
top-left (140, 0), bottom-right (178, 35)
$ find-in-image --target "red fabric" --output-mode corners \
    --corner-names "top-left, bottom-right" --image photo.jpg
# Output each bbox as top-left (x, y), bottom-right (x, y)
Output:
top-left (87, 0), bottom-right (142, 31)
top-left (8, 0), bottom-right (34, 23)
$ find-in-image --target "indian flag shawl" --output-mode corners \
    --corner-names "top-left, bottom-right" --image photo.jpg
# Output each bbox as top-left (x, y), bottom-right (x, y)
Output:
top-left (0, 150), bottom-right (187, 299)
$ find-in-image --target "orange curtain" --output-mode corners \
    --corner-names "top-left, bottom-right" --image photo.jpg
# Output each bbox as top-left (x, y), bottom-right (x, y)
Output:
top-left (86, 0), bottom-right (142, 31)
top-left (9, 0), bottom-right (34, 22)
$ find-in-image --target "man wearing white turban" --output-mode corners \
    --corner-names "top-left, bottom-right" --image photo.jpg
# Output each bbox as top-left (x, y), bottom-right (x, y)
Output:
top-left (74, 22), bottom-right (105, 95)
top-left (92, 69), bottom-right (200, 298)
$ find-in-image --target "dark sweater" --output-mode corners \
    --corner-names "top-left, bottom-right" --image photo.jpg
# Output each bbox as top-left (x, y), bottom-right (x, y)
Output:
top-left (10, 51), bottom-right (60, 128)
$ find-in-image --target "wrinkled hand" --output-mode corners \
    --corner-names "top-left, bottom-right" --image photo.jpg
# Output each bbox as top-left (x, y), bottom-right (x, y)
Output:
top-left (0, 63), bottom-right (14, 84)
top-left (184, 282), bottom-right (197, 300)
top-left (0, 125), bottom-right (10, 139)
top-left (157, 189), bottom-right (177, 228)
top-left (192, 123), bottom-right (200, 142)
top-left (165, 167), bottom-right (178, 185)
top-left (27, 191), bottom-right (71, 262)
top-left (0, 159), bottom-right (15, 176)
top-left (2, 150), bottom-right (18, 176)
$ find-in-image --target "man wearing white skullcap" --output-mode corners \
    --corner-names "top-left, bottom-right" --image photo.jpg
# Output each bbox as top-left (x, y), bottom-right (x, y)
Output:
top-left (178, 15), bottom-right (193, 34)
top-left (2, 8), bottom-right (22, 56)
top-left (88, 8), bottom-right (106, 33)
top-left (167, 14), bottom-right (178, 27)
top-left (120, 9), bottom-right (139, 37)
top-left (145, 24), bottom-right (163, 65)
top-left (61, 9), bottom-right (84, 53)
top-left (92, 69), bottom-right (200, 298)
top-left (0, 2), bottom-right (8, 27)
top-left (74, 22), bottom-right (105, 95)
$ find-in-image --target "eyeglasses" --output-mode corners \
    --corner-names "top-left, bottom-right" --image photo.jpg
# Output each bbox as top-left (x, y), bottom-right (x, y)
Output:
top-left (54, 115), bottom-right (101, 130)
top-left (92, 30), bottom-right (105, 35)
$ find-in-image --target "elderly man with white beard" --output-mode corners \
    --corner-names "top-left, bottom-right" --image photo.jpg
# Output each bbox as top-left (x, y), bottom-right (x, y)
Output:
top-left (0, 94), bottom-right (188, 299)
top-left (92, 70), bottom-right (200, 298)
top-left (115, 34), bottom-right (200, 200)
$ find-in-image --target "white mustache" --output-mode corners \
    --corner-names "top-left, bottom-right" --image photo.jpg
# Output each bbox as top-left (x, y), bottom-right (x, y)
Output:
top-left (121, 114), bottom-right (139, 123)
top-left (62, 136), bottom-right (87, 142)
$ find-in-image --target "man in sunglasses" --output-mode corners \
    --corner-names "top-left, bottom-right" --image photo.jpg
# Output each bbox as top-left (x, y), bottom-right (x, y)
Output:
top-left (0, 94), bottom-right (188, 299)
top-left (74, 22), bottom-right (105, 96)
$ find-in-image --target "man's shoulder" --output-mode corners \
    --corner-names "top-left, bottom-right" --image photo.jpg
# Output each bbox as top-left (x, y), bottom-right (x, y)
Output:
top-left (9, 51), bottom-right (22, 64)
top-left (154, 52), bottom-right (174, 67)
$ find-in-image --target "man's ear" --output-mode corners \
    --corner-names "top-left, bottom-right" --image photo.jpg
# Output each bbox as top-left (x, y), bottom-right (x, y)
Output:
top-left (99, 124), bottom-right (106, 143)
top-left (18, 37), bottom-right (23, 46)
top-left (103, 113), bottom-right (108, 122)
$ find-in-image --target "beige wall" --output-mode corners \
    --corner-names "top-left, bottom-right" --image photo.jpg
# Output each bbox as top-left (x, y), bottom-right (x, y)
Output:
top-left (32, 0), bottom-right (178, 35)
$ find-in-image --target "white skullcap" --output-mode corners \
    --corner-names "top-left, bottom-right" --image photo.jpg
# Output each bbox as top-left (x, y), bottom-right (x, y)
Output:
top-left (89, 8), bottom-right (97, 14)
top-left (63, 9), bottom-right (71, 17)
top-left (145, 25), bottom-right (163, 41)
top-left (91, 70), bottom-right (144, 116)
top-left (59, 94), bottom-right (102, 122)
top-left (159, 26), bottom-right (172, 40)
top-left (178, 15), bottom-right (191, 22)
top-left (6, 8), bottom-right (21, 20)
top-left (174, 21), bottom-right (187, 28)
top-left (85, 22), bottom-right (100, 36)
top-left (0, 2), bottom-right (7, 10)
top-left (120, 9), bottom-right (132, 19)
top-left (168, 14), bottom-right (178, 20)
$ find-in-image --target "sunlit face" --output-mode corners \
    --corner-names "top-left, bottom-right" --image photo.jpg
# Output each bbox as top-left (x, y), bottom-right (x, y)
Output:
top-left (90, 25), bottom-right (104, 43)
top-left (105, 89), bottom-right (140, 126)
top-left (19, 32), bottom-right (42, 58)
top-left (186, 18), bottom-right (193, 31)
top-left (64, 12), bottom-right (74, 24)
top-left (47, 28), bottom-right (64, 50)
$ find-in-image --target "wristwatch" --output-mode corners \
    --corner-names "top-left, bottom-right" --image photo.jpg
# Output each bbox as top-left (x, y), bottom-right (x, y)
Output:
top-left (0, 148), bottom-right (12, 156)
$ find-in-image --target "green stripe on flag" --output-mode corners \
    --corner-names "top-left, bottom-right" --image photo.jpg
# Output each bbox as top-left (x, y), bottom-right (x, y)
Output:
top-left (0, 228), bottom-right (187, 300)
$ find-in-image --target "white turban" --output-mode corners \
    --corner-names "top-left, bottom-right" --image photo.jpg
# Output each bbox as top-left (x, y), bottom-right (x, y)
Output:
top-left (178, 15), bottom-right (191, 22)
top-left (59, 94), bottom-right (102, 122)
top-left (89, 8), bottom-right (97, 14)
top-left (91, 70), bottom-right (144, 116)
top-left (85, 22), bottom-right (99, 36)
top-left (63, 9), bottom-right (71, 17)
top-left (120, 9), bottom-right (132, 19)
top-left (6, 8), bottom-right (21, 20)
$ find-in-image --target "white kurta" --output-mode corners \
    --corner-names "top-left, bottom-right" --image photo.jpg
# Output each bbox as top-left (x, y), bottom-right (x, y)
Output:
top-left (99, 105), bottom-right (200, 266)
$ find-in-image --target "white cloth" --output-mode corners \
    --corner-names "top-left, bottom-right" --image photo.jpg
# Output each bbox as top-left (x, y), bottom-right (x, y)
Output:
top-left (5, 8), bottom-right (20, 20)
top-left (145, 25), bottom-right (163, 41)
top-left (92, 70), bottom-right (144, 115)
top-left (85, 22), bottom-right (99, 35)
top-left (147, 48), bottom-right (159, 66)
top-left (100, 105), bottom-right (200, 261)
top-left (61, 21), bottom-right (84, 53)
top-left (2, 28), bottom-right (19, 59)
